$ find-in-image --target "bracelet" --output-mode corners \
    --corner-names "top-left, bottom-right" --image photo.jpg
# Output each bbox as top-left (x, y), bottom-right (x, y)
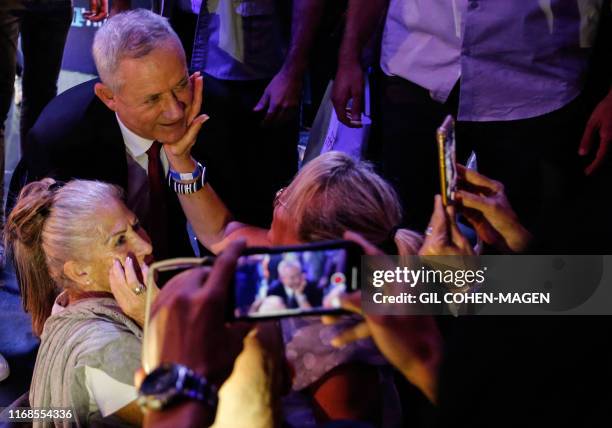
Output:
top-left (167, 163), bottom-right (206, 194)
top-left (168, 161), bottom-right (203, 182)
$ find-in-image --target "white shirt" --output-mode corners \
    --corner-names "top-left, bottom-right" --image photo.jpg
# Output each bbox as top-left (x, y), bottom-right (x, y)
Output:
top-left (380, 0), bottom-right (605, 121)
top-left (116, 114), bottom-right (169, 174)
top-left (116, 114), bottom-right (170, 231)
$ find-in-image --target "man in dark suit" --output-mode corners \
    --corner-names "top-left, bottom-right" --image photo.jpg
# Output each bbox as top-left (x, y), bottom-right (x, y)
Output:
top-left (268, 258), bottom-right (323, 309)
top-left (9, 9), bottom-right (212, 260)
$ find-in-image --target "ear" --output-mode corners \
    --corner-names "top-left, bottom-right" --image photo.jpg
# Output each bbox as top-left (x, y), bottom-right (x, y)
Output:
top-left (94, 82), bottom-right (118, 112)
top-left (63, 260), bottom-right (92, 288)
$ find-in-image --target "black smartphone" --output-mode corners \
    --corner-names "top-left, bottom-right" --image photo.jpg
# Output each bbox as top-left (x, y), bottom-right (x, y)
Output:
top-left (436, 115), bottom-right (457, 206)
top-left (230, 240), bottom-right (362, 320)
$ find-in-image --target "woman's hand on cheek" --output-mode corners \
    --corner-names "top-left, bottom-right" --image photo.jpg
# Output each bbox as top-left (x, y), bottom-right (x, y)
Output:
top-left (109, 256), bottom-right (156, 327)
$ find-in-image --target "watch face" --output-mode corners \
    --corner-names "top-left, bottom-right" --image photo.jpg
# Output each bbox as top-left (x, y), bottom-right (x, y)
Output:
top-left (142, 365), bottom-right (179, 395)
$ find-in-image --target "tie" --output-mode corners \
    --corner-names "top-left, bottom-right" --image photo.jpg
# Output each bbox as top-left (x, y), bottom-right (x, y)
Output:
top-left (146, 141), bottom-right (169, 260)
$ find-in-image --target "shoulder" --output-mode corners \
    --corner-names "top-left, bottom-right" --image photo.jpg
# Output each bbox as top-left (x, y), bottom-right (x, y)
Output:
top-left (27, 79), bottom-right (105, 144)
top-left (23, 79), bottom-right (123, 182)
top-left (268, 281), bottom-right (284, 294)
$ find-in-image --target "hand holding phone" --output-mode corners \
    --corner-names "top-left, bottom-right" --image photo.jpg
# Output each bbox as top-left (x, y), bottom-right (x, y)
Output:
top-left (231, 240), bottom-right (363, 320)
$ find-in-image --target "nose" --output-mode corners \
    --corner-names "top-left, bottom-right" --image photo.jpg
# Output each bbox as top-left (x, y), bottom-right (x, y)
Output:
top-left (161, 92), bottom-right (185, 123)
top-left (133, 228), bottom-right (154, 259)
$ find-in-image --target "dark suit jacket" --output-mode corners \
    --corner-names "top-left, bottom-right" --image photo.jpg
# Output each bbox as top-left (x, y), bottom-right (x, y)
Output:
top-left (268, 280), bottom-right (323, 309)
top-left (9, 79), bottom-right (197, 259)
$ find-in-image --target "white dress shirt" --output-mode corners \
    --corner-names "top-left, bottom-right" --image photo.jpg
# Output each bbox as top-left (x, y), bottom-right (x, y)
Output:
top-left (116, 114), bottom-right (170, 229)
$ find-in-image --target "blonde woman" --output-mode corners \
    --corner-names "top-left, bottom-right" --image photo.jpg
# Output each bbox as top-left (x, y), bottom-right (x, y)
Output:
top-left (169, 150), bottom-right (429, 426)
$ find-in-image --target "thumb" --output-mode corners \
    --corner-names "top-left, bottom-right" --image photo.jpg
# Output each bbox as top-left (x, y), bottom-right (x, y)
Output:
top-left (339, 291), bottom-right (362, 314)
top-left (253, 92), bottom-right (269, 112)
top-left (134, 367), bottom-right (146, 389)
top-left (330, 322), bottom-right (371, 348)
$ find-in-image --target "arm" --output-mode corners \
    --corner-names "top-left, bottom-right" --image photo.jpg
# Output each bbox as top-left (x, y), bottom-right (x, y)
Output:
top-left (578, 88), bottom-right (612, 175)
top-left (253, 0), bottom-right (326, 125)
top-left (143, 241), bottom-right (252, 427)
top-left (331, 0), bottom-right (388, 127)
top-left (328, 232), bottom-right (443, 404)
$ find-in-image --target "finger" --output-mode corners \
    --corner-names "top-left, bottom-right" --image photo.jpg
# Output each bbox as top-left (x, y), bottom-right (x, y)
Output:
top-left (84, 12), bottom-right (107, 22)
top-left (253, 92), bottom-right (269, 113)
top-left (455, 190), bottom-right (494, 217)
top-left (262, 105), bottom-right (280, 127)
top-left (187, 75), bottom-right (204, 125)
top-left (110, 258), bottom-right (125, 282)
top-left (140, 262), bottom-right (150, 283)
top-left (197, 239), bottom-right (247, 305)
top-left (349, 92), bottom-right (363, 128)
top-left (89, 0), bottom-right (98, 14)
top-left (330, 322), bottom-right (371, 348)
top-left (339, 291), bottom-right (363, 314)
top-left (98, 0), bottom-right (108, 16)
top-left (578, 118), bottom-right (597, 156)
top-left (109, 259), bottom-right (128, 297)
top-left (446, 205), bottom-right (471, 250)
top-left (167, 114), bottom-right (209, 156)
top-left (321, 315), bottom-right (343, 325)
top-left (585, 135), bottom-right (610, 176)
top-left (427, 195), bottom-right (448, 237)
top-left (124, 256), bottom-right (140, 286)
top-left (331, 87), bottom-right (352, 127)
top-left (343, 230), bottom-right (384, 256)
top-left (458, 167), bottom-right (503, 194)
top-left (134, 367), bottom-right (146, 389)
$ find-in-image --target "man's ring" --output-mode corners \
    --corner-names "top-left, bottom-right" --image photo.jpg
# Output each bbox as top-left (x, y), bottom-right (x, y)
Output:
top-left (425, 226), bottom-right (433, 236)
top-left (133, 285), bottom-right (146, 296)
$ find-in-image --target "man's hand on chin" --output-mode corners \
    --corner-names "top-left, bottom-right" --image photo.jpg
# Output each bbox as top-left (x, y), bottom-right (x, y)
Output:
top-left (163, 72), bottom-right (209, 172)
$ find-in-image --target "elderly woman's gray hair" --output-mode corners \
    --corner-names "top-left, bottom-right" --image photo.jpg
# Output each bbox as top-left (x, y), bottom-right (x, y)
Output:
top-left (92, 8), bottom-right (183, 89)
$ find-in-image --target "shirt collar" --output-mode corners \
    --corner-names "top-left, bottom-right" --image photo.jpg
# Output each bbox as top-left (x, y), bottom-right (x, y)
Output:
top-left (283, 285), bottom-right (294, 298)
top-left (116, 113), bottom-right (155, 158)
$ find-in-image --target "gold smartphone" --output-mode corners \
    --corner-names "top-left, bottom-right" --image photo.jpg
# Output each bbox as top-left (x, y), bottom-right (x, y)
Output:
top-left (436, 115), bottom-right (457, 206)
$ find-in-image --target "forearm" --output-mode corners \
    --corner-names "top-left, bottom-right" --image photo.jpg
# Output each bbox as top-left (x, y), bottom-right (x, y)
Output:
top-left (282, 0), bottom-right (326, 77)
top-left (166, 155), bottom-right (233, 251)
top-left (339, 0), bottom-right (388, 66)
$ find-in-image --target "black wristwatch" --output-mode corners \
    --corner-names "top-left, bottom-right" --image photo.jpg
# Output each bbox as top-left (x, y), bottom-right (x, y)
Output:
top-left (137, 363), bottom-right (218, 411)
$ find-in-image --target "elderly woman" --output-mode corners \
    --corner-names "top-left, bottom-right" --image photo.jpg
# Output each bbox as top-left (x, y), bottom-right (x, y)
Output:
top-left (5, 178), bottom-right (155, 426)
top-left (166, 149), bottom-right (429, 426)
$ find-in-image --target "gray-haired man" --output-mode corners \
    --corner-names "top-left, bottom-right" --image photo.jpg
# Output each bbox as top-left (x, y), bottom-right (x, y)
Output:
top-left (11, 9), bottom-right (207, 260)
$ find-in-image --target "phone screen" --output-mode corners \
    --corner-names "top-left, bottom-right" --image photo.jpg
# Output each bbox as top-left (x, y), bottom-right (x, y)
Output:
top-left (437, 115), bottom-right (457, 206)
top-left (232, 242), bottom-right (360, 320)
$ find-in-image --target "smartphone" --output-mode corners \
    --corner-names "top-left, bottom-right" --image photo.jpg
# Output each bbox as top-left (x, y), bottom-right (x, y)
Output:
top-left (436, 115), bottom-right (457, 206)
top-left (230, 240), bottom-right (362, 320)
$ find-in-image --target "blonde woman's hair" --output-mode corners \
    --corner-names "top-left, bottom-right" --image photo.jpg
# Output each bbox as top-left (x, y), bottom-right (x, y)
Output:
top-left (4, 179), bottom-right (123, 336)
top-left (282, 151), bottom-right (422, 254)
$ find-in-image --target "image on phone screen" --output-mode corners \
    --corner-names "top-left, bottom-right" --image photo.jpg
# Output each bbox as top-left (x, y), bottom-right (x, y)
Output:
top-left (233, 244), bottom-right (358, 320)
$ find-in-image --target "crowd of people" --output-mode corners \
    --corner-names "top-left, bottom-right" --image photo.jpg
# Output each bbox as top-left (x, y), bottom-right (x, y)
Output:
top-left (0, 1), bottom-right (611, 427)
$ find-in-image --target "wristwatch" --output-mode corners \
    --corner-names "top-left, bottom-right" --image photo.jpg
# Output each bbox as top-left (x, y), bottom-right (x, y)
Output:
top-left (137, 363), bottom-right (218, 411)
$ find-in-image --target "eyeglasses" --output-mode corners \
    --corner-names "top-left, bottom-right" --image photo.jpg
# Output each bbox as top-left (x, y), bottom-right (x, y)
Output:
top-left (142, 256), bottom-right (215, 372)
